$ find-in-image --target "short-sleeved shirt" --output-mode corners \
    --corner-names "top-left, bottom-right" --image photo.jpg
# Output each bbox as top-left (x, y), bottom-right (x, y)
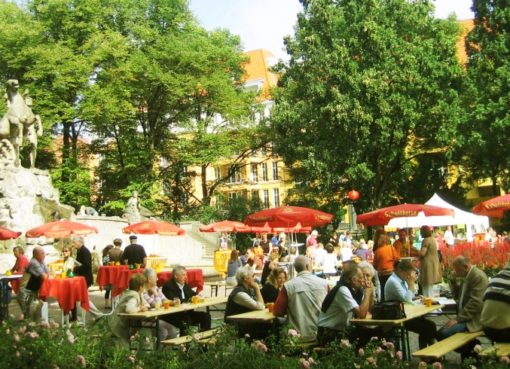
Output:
top-left (318, 286), bottom-right (359, 330)
top-left (122, 244), bottom-right (147, 265)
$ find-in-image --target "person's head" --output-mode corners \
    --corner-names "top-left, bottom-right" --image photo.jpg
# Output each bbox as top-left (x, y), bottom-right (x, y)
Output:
top-left (132, 190), bottom-right (138, 197)
top-left (377, 234), bottom-right (391, 249)
top-left (129, 273), bottom-right (146, 292)
top-left (373, 229), bottom-right (386, 246)
top-left (398, 229), bottom-right (408, 240)
top-left (420, 225), bottom-right (432, 238)
top-left (262, 233), bottom-right (268, 241)
top-left (325, 243), bottom-right (335, 254)
top-left (358, 261), bottom-right (376, 283)
top-left (62, 246), bottom-right (72, 258)
top-left (102, 245), bottom-right (113, 257)
top-left (72, 236), bottom-right (85, 249)
top-left (452, 256), bottom-right (472, 277)
top-left (293, 255), bottom-right (310, 273)
top-left (395, 259), bottom-right (417, 281)
top-left (235, 265), bottom-right (255, 286)
top-left (229, 249), bottom-right (240, 262)
top-left (13, 246), bottom-right (24, 258)
top-left (32, 246), bottom-right (45, 262)
top-left (311, 230), bottom-right (318, 239)
top-left (279, 233), bottom-right (286, 242)
top-left (113, 238), bottom-right (122, 247)
top-left (143, 268), bottom-right (158, 288)
top-left (129, 235), bottom-right (138, 244)
top-left (172, 265), bottom-right (187, 285)
top-left (340, 262), bottom-right (363, 290)
top-left (267, 267), bottom-right (287, 289)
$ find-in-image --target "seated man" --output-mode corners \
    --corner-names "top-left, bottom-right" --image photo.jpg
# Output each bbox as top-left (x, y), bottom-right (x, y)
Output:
top-left (162, 265), bottom-right (211, 334)
top-left (385, 259), bottom-right (436, 349)
top-left (273, 256), bottom-right (329, 342)
top-left (224, 266), bottom-right (269, 338)
top-left (18, 246), bottom-right (48, 320)
top-left (318, 262), bottom-right (385, 347)
top-left (481, 258), bottom-right (510, 342)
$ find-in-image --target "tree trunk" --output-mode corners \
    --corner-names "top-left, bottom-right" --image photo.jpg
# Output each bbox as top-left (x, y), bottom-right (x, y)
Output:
top-left (201, 164), bottom-right (210, 206)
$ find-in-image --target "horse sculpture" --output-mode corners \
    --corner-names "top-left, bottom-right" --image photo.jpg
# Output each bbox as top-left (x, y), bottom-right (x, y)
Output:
top-left (0, 79), bottom-right (43, 168)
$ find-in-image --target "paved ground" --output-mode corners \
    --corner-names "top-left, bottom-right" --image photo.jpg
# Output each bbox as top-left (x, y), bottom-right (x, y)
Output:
top-left (5, 280), bottom-right (492, 367)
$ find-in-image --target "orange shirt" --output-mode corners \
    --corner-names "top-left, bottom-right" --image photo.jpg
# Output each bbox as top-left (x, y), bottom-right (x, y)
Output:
top-left (373, 244), bottom-right (399, 273)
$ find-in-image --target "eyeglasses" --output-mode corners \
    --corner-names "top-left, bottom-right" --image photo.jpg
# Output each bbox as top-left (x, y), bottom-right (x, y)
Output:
top-left (63, 250), bottom-right (70, 253)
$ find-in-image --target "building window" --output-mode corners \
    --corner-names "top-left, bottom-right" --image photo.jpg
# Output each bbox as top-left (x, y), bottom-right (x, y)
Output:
top-left (215, 167), bottom-right (221, 180)
top-left (261, 163), bottom-right (268, 182)
top-left (251, 190), bottom-right (259, 202)
top-left (251, 164), bottom-right (258, 182)
top-left (272, 161), bottom-right (279, 181)
top-left (228, 192), bottom-right (238, 203)
top-left (273, 188), bottom-right (280, 208)
top-left (228, 165), bottom-right (241, 184)
top-left (262, 189), bottom-right (269, 208)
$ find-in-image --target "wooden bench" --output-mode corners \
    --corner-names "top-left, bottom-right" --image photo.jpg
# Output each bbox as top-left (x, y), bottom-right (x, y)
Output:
top-left (412, 331), bottom-right (483, 360)
top-left (205, 280), bottom-right (233, 297)
top-left (480, 343), bottom-right (510, 357)
top-left (284, 339), bottom-right (319, 353)
top-left (161, 328), bottom-right (219, 347)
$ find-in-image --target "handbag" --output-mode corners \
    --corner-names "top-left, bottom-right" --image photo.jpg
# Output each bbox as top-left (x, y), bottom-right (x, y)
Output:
top-left (371, 300), bottom-right (406, 320)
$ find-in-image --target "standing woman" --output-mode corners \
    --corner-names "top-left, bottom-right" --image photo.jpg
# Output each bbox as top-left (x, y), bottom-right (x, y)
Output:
top-left (373, 233), bottom-right (398, 301)
top-left (226, 249), bottom-right (242, 286)
top-left (418, 226), bottom-right (442, 297)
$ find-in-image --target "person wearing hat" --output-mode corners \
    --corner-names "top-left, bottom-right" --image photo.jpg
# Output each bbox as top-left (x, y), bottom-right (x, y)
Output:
top-left (385, 259), bottom-right (436, 349)
top-left (122, 235), bottom-right (147, 267)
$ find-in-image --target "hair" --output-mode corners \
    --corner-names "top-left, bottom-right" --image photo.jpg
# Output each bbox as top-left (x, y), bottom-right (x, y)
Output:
top-left (172, 265), bottom-right (187, 277)
top-left (358, 261), bottom-right (376, 278)
top-left (453, 255), bottom-right (470, 267)
top-left (376, 234), bottom-right (391, 249)
top-left (395, 259), bottom-right (416, 273)
top-left (143, 268), bottom-right (157, 281)
top-left (267, 267), bottom-right (287, 288)
top-left (340, 262), bottom-right (360, 285)
top-left (32, 246), bottom-right (44, 257)
top-left (13, 246), bottom-right (24, 255)
top-left (129, 273), bottom-right (147, 291)
top-left (372, 229), bottom-right (386, 251)
top-left (229, 249), bottom-right (240, 263)
top-left (62, 245), bottom-right (71, 253)
top-left (325, 243), bottom-right (335, 253)
top-left (71, 236), bottom-right (85, 245)
top-left (113, 238), bottom-right (122, 247)
top-left (102, 245), bottom-right (113, 257)
top-left (293, 256), bottom-right (309, 273)
top-left (235, 266), bottom-right (254, 285)
top-left (420, 225), bottom-right (432, 238)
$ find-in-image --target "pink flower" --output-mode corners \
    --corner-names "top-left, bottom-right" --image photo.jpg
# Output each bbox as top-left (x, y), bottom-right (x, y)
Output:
top-left (396, 351), bottom-right (403, 360)
top-left (28, 331), bottom-right (39, 339)
top-left (15, 351), bottom-right (20, 358)
top-left (418, 361), bottom-right (428, 369)
top-left (299, 358), bottom-right (310, 369)
top-left (66, 330), bottom-right (75, 344)
top-left (77, 355), bottom-right (86, 368)
top-left (179, 344), bottom-right (187, 352)
top-left (370, 336), bottom-right (379, 341)
top-left (340, 339), bottom-right (351, 348)
top-left (384, 341), bottom-right (395, 350)
top-left (18, 314), bottom-right (24, 321)
top-left (474, 344), bottom-right (482, 353)
top-left (50, 321), bottom-right (60, 329)
top-left (432, 361), bottom-right (442, 369)
top-left (375, 346), bottom-right (384, 354)
top-left (193, 333), bottom-right (201, 341)
top-left (288, 328), bottom-right (300, 337)
top-left (500, 356), bottom-right (510, 364)
top-left (308, 357), bottom-right (315, 365)
top-left (13, 334), bottom-right (20, 342)
top-left (40, 321), bottom-right (50, 329)
top-left (358, 348), bottom-right (365, 357)
top-left (128, 355), bottom-right (136, 363)
top-left (17, 326), bottom-right (26, 334)
top-left (366, 357), bottom-right (376, 366)
top-left (5, 328), bottom-right (10, 334)
top-left (251, 340), bottom-right (268, 353)
top-left (354, 364), bottom-right (360, 369)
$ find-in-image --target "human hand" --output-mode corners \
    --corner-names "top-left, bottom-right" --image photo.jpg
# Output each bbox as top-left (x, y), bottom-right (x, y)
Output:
top-left (444, 319), bottom-right (457, 328)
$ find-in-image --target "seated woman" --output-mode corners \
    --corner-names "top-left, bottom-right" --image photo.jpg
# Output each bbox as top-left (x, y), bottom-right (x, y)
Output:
top-left (224, 266), bottom-right (268, 338)
top-left (142, 268), bottom-right (178, 342)
top-left (261, 267), bottom-right (287, 304)
top-left (62, 246), bottom-right (79, 274)
top-left (109, 274), bottom-right (148, 345)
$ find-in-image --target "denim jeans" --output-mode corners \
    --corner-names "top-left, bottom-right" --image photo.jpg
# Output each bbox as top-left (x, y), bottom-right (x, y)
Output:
top-left (437, 321), bottom-right (468, 340)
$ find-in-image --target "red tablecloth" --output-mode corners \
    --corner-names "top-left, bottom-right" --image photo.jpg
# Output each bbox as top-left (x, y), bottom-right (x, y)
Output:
top-left (111, 268), bottom-right (144, 297)
top-left (39, 277), bottom-right (90, 314)
top-left (96, 265), bottom-right (130, 288)
top-left (156, 269), bottom-right (204, 293)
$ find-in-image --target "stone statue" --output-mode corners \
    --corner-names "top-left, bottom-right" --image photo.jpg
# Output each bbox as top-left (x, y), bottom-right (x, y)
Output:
top-left (124, 190), bottom-right (141, 223)
top-left (0, 79), bottom-right (43, 168)
top-left (79, 205), bottom-right (99, 216)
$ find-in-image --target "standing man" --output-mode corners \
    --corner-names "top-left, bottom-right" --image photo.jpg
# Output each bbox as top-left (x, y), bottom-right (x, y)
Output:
top-left (273, 256), bottom-right (329, 341)
top-left (385, 259), bottom-right (437, 349)
top-left (108, 238), bottom-right (123, 263)
top-left (122, 235), bottom-right (147, 267)
top-left (18, 246), bottom-right (48, 319)
top-left (437, 256), bottom-right (488, 358)
top-left (73, 237), bottom-right (93, 287)
top-left (162, 265), bottom-right (211, 334)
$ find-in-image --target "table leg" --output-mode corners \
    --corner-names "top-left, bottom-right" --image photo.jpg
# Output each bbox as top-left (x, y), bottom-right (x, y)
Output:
top-left (0, 281), bottom-right (8, 321)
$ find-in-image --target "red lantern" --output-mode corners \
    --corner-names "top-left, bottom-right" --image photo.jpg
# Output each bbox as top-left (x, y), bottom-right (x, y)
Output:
top-left (347, 190), bottom-right (360, 201)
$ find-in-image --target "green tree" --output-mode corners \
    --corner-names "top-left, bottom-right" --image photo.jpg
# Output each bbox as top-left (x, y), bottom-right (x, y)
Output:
top-left (271, 0), bottom-right (464, 211)
top-left (459, 0), bottom-right (510, 194)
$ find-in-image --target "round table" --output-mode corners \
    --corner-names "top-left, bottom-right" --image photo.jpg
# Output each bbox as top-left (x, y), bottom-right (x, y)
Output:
top-left (39, 276), bottom-right (90, 314)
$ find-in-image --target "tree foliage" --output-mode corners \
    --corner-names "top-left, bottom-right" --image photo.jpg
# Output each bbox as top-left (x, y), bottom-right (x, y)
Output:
top-left (459, 0), bottom-right (510, 194)
top-left (271, 0), bottom-right (464, 212)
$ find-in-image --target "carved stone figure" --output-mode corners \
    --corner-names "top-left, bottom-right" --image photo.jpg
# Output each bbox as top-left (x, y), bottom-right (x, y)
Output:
top-left (124, 190), bottom-right (141, 223)
top-left (79, 205), bottom-right (99, 216)
top-left (0, 79), bottom-right (43, 168)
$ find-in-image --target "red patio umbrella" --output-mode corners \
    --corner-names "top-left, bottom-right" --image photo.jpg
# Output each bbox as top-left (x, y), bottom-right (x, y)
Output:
top-left (123, 220), bottom-right (185, 236)
top-left (0, 226), bottom-right (21, 240)
top-left (472, 194), bottom-right (510, 218)
top-left (199, 220), bottom-right (250, 233)
top-left (26, 220), bottom-right (98, 238)
top-left (273, 222), bottom-right (312, 234)
top-left (243, 222), bottom-right (272, 234)
top-left (245, 206), bottom-right (334, 228)
top-left (357, 203), bottom-right (454, 227)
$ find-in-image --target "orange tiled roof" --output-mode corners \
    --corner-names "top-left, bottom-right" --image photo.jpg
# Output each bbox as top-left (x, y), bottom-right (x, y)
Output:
top-left (243, 49), bottom-right (278, 100)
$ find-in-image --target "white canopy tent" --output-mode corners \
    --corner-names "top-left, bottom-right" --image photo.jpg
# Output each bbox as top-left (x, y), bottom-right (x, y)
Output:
top-left (387, 193), bottom-right (489, 241)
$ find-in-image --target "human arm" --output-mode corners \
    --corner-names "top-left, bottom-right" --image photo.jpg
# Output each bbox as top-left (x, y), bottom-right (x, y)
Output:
top-left (457, 270), bottom-right (487, 323)
top-left (273, 286), bottom-right (288, 317)
top-left (232, 291), bottom-right (265, 310)
top-left (354, 285), bottom-right (374, 319)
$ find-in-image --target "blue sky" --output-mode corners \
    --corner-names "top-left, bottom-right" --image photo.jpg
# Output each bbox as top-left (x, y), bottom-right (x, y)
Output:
top-left (189, 0), bottom-right (474, 59)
